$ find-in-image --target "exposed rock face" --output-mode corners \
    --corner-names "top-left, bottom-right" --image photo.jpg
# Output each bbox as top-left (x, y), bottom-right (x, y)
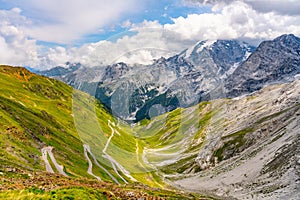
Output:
top-left (225, 34), bottom-right (300, 97)
top-left (172, 79), bottom-right (300, 200)
top-left (38, 34), bottom-right (299, 122)
top-left (102, 62), bottom-right (131, 82)
top-left (39, 39), bottom-right (255, 121)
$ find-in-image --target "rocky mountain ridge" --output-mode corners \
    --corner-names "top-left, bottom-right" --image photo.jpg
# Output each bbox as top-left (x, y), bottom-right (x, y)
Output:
top-left (39, 34), bottom-right (299, 122)
top-left (225, 34), bottom-right (300, 97)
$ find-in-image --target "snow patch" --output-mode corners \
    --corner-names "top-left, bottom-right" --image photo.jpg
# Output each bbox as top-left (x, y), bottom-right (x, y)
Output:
top-left (243, 51), bottom-right (252, 61)
top-left (184, 40), bottom-right (216, 59)
top-left (196, 40), bottom-right (216, 53)
top-left (184, 42), bottom-right (199, 59)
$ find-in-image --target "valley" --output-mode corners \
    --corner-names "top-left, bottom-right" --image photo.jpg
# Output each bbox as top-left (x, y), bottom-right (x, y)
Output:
top-left (0, 0), bottom-right (299, 199)
top-left (0, 32), bottom-right (299, 200)
top-left (0, 61), bottom-right (299, 199)
top-left (0, 65), bottom-right (210, 199)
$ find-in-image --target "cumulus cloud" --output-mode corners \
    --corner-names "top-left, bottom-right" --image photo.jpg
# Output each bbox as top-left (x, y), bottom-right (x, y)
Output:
top-left (0, 0), bottom-right (299, 69)
top-left (165, 1), bottom-right (300, 43)
top-left (14, 0), bottom-right (142, 43)
top-left (0, 8), bottom-right (39, 66)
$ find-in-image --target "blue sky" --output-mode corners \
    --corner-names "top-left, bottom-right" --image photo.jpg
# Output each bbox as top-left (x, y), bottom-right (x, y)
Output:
top-left (84, 3), bottom-right (211, 46)
top-left (0, 0), bottom-right (211, 46)
top-left (0, 0), bottom-right (299, 69)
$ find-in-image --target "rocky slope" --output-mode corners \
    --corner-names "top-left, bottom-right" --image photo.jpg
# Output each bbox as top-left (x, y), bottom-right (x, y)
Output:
top-left (130, 79), bottom-right (299, 200)
top-left (165, 80), bottom-right (300, 199)
top-left (225, 34), bottom-right (300, 98)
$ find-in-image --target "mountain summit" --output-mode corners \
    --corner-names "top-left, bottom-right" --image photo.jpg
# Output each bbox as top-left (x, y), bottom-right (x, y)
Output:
top-left (225, 34), bottom-right (300, 97)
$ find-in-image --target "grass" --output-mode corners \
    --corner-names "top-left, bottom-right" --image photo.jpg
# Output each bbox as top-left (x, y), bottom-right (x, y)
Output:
top-left (0, 171), bottom-right (210, 200)
top-left (0, 66), bottom-right (118, 181)
top-left (0, 187), bottom-right (208, 200)
top-left (214, 128), bottom-right (254, 162)
top-left (2, 65), bottom-right (293, 199)
top-left (0, 65), bottom-right (171, 190)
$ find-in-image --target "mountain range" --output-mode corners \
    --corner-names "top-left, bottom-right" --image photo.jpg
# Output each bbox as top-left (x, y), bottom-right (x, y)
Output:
top-left (39, 34), bottom-right (300, 122)
top-left (1, 33), bottom-right (299, 200)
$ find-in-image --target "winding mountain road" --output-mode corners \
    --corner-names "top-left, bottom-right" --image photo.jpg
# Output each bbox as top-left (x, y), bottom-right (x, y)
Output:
top-left (102, 120), bottom-right (137, 183)
top-left (83, 144), bottom-right (119, 184)
top-left (41, 120), bottom-right (140, 183)
top-left (83, 144), bottom-right (101, 181)
top-left (41, 146), bottom-right (68, 176)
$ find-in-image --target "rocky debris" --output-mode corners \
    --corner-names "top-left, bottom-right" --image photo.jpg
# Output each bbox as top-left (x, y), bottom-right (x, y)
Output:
top-left (172, 79), bottom-right (300, 200)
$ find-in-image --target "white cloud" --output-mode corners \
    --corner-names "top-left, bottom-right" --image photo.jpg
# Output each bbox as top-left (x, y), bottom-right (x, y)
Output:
top-left (14, 0), bottom-right (142, 43)
top-left (0, 8), bottom-right (39, 66)
top-left (165, 1), bottom-right (300, 43)
top-left (0, 1), bottom-right (299, 69)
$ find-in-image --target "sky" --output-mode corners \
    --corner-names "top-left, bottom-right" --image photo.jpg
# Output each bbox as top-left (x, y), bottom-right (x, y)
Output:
top-left (0, 0), bottom-right (299, 69)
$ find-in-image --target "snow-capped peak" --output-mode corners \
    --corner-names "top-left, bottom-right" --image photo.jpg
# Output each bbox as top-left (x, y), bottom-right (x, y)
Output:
top-left (184, 40), bottom-right (216, 59)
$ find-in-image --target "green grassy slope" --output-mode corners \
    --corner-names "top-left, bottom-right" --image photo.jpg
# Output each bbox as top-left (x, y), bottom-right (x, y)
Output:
top-left (0, 65), bottom-right (115, 180)
top-left (0, 66), bottom-right (172, 198)
top-left (1, 66), bottom-right (78, 172)
top-left (3, 65), bottom-right (295, 199)
top-left (133, 100), bottom-right (219, 175)
top-left (1, 65), bottom-right (217, 199)
top-left (0, 65), bottom-right (163, 184)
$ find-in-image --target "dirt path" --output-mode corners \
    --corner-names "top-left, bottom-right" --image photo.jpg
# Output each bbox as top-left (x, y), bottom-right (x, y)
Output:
top-left (41, 147), bottom-right (54, 173)
top-left (41, 147), bottom-right (68, 176)
top-left (83, 144), bottom-right (101, 181)
top-left (83, 144), bottom-right (120, 184)
top-left (102, 120), bottom-right (137, 183)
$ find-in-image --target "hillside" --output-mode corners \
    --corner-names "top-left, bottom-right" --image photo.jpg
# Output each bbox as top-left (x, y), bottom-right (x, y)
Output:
top-left (131, 79), bottom-right (300, 199)
top-left (0, 65), bottom-right (299, 199)
top-left (0, 65), bottom-right (211, 199)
